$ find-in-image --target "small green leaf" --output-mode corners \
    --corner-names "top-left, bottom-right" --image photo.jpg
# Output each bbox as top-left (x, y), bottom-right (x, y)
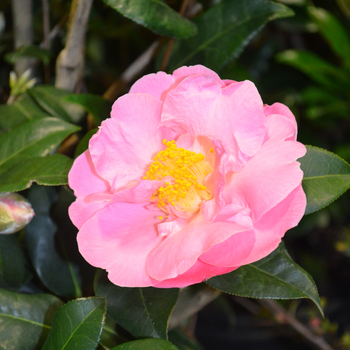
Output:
top-left (300, 145), bottom-right (350, 215)
top-left (0, 117), bottom-right (79, 175)
top-left (42, 297), bottom-right (107, 350)
top-left (0, 288), bottom-right (63, 350)
top-left (0, 154), bottom-right (73, 192)
top-left (308, 7), bottom-right (350, 67)
top-left (103, 0), bottom-right (197, 39)
top-left (4, 45), bottom-right (51, 65)
top-left (110, 339), bottom-right (180, 350)
top-left (94, 270), bottom-right (179, 339)
top-left (169, 0), bottom-right (293, 71)
top-left (28, 86), bottom-right (74, 122)
top-left (206, 243), bottom-right (323, 316)
top-left (0, 234), bottom-right (30, 290)
top-left (63, 94), bottom-right (112, 125)
top-left (25, 186), bottom-right (84, 298)
top-left (74, 129), bottom-right (97, 158)
top-left (276, 50), bottom-right (350, 94)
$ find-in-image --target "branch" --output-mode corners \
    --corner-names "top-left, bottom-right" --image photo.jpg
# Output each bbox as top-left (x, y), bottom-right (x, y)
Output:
top-left (55, 0), bottom-right (93, 91)
top-left (11, 0), bottom-right (34, 76)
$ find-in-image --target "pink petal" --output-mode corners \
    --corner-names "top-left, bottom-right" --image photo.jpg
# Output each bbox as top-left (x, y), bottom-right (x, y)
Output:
top-left (224, 140), bottom-right (306, 222)
top-left (264, 114), bottom-right (296, 144)
top-left (201, 185), bottom-right (306, 267)
top-left (146, 213), bottom-right (253, 281)
top-left (154, 260), bottom-right (236, 288)
top-left (129, 71), bottom-right (175, 101)
top-left (77, 202), bottom-right (164, 287)
top-left (264, 103), bottom-right (297, 133)
top-left (68, 150), bottom-right (110, 197)
top-left (173, 65), bottom-right (224, 85)
top-left (89, 93), bottom-right (177, 192)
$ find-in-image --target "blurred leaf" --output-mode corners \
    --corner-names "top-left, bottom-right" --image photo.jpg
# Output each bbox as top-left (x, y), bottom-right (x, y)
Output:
top-left (25, 186), bottom-right (83, 298)
top-left (336, 0), bottom-right (350, 18)
top-left (42, 297), bottom-right (106, 350)
top-left (103, 0), bottom-right (197, 39)
top-left (0, 93), bottom-right (47, 131)
top-left (63, 94), bottom-right (112, 126)
top-left (0, 117), bottom-right (79, 175)
top-left (168, 329), bottom-right (204, 350)
top-left (99, 315), bottom-right (129, 349)
top-left (276, 50), bottom-right (350, 93)
top-left (300, 145), bottom-right (350, 215)
top-left (94, 270), bottom-right (179, 339)
top-left (206, 243), bottom-right (323, 316)
top-left (28, 86), bottom-right (73, 122)
top-left (4, 45), bottom-right (50, 65)
top-left (169, 0), bottom-right (293, 71)
top-left (308, 7), bottom-right (350, 67)
top-left (0, 289), bottom-right (63, 350)
top-left (111, 339), bottom-right (179, 350)
top-left (74, 129), bottom-right (97, 158)
top-left (0, 154), bottom-right (73, 192)
top-left (0, 234), bottom-right (30, 290)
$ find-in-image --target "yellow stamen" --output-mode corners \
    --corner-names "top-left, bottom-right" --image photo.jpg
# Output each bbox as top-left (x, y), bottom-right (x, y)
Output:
top-left (210, 147), bottom-right (214, 153)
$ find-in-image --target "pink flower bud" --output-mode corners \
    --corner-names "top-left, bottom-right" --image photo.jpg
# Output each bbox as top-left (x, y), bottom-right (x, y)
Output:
top-left (0, 193), bottom-right (34, 234)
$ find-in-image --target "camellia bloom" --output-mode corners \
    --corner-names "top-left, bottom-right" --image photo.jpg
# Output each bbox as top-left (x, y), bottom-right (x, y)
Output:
top-left (68, 65), bottom-right (306, 288)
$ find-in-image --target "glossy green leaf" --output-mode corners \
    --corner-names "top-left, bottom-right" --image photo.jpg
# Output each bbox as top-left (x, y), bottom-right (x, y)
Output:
top-left (25, 186), bottom-right (83, 298)
top-left (94, 270), bottom-right (179, 339)
top-left (276, 50), bottom-right (350, 93)
top-left (103, 0), bottom-right (197, 39)
top-left (0, 154), bottom-right (73, 192)
top-left (168, 0), bottom-right (293, 71)
top-left (0, 289), bottom-right (63, 350)
top-left (0, 234), bottom-right (30, 290)
top-left (0, 117), bottom-right (79, 175)
top-left (63, 94), bottom-right (112, 125)
top-left (4, 45), bottom-right (50, 65)
top-left (308, 7), bottom-right (350, 67)
top-left (300, 146), bottom-right (350, 215)
top-left (111, 339), bottom-right (179, 350)
top-left (99, 315), bottom-right (129, 349)
top-left (74, 129), bottom-right (97, 158)
top-left (28, 86), bottom-right (73, 122)
top-left (42, 297), bottom-right (106, 350)
top-left (206, 243), bottom-right (323, 315)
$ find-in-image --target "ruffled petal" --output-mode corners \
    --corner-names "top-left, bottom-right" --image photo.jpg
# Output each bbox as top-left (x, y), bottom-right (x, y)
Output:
top-left (173, 65), bottom-right (224, 85)
top-left (200, 185), bottom-right (306, 267)
top-left (129, 71), bottom-right (175, 101)
top-left (154, 260), bottom-right (236, 288)
top-left (224, 140), bottom-right (306, 222)
top-left (68, 150), bottom-right (110, 197)
top-left (77, 202), bottom-right (164, 287)
top-left (146, 213), bottom-right (253, 281)
top-left (89, 93), bottom-right (177, 191)
top-left (264, 114), bottom-right (296, 144)
top-left (264, 103), bottom-right (297, 135)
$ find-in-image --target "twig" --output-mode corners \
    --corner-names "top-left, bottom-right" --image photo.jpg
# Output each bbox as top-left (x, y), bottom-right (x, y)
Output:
top-left (260, 300), bottom-right (334, 350)
top-left (11, 0), bottom-right (34, 76)
top-left (55, 0), bottom-right (93, 91)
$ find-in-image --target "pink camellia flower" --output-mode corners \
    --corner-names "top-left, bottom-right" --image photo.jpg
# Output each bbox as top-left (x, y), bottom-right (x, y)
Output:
top-left (68, 65), bottom-right (306, 288)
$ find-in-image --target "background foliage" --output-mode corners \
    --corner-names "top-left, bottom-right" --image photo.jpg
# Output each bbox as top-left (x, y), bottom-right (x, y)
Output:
top-left (0, 0), bottom-right (350, 349)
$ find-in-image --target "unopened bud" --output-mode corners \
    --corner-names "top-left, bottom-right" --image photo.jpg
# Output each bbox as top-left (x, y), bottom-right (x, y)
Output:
top-left (0, 193), bottom-right (34, 234)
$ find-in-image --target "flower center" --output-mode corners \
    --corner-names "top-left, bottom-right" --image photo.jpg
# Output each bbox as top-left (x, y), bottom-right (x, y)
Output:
top-left (143, 140), bottom-right (213, 214)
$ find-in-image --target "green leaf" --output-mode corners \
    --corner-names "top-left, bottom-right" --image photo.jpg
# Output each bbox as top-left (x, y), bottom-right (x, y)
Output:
top-left (0, 234), bottom-right (30, 290)
top-left (63, 94), bottom-right (112, 125)
top-left (206, 243), bottom-right (323, 316)
top-left (28, 86), bottom-right (74, 122)
top-left (74, 129), bottom-right (97, 158)
top-left (0, 154), bottom-right (73, 192)
top-left (25, 186), bottom-right (83, 298)
top-left (0, 289), bottom-right (63, 350)
top-left (4, 45), bottom-right (51, 65)
top-left (94, 270), bottom-right (179, 339)
top-left (103, 0), bottom-right (197, 39)
top-left (0, 117), bottom-right (79, 175)
top-left (99, 315), bottom-right (129, 349)
top-left (42, 298), bottom-right (106, 350)
top-left (308, 7), bottom-right (350, 67)
top-left (168, 329), bottom-right (204, 350)
top-left (300, 145), bottom-right (350, 215)
top-left (276, 50), bottom-right (350, 94)
top-left (168, 0), bottom-right (293, 72)
top-left (111, 339), bottom-right (179, 350)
